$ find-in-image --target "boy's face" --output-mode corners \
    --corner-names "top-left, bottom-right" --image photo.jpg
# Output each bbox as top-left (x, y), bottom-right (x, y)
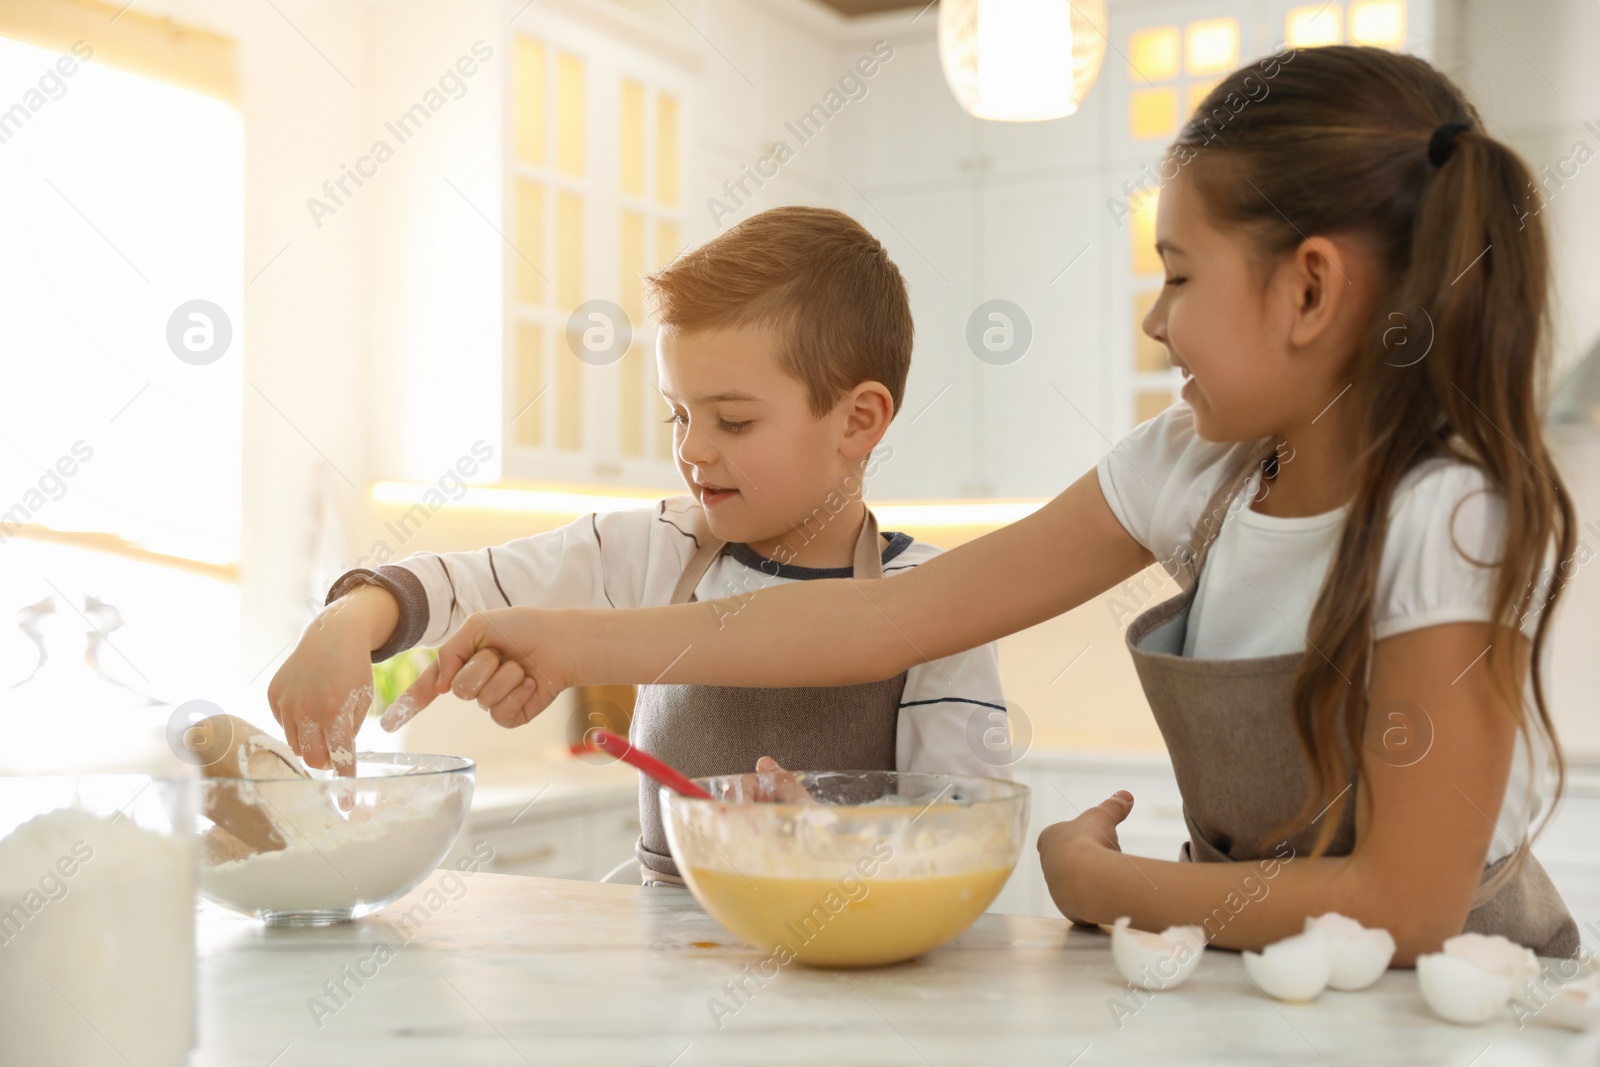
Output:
top-left (657, 323), bottom-right (874, 545)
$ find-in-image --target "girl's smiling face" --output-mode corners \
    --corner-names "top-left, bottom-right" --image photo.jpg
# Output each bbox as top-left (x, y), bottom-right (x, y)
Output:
top-left (1142, 170), bottom-right (1369, 443)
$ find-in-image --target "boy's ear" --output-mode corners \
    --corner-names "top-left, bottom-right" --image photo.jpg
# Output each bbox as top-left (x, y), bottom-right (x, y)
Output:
top-left (839, 381), bottom-right (894, 460)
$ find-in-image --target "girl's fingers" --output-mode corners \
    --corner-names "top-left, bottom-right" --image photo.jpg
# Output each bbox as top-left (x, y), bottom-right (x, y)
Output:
top-left (487, 677), bottom-right (539, 729)
top-left (451, 649), bottom-right (502, 700)
top-left (384, 662), bottom-right (439, 732)
top-left (475, 660), bottom-right (526, 709)
top-left (1081, 791), bottom-right (1134, 846)
top-left (433, 616), bottom-right (486, 692)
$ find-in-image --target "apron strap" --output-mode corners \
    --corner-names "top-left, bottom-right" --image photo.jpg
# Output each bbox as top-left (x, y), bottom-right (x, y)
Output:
top-left (667, 506), bottom-right (885, 606)
top-left (667, 531), bottom-right (727, 605)
top-left (1177, 439), bottom-right (1279, 591)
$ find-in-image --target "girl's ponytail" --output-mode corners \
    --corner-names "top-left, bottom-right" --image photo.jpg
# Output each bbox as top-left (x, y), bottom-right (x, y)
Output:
top-left (1405, 122), bottom-right (1575, 825)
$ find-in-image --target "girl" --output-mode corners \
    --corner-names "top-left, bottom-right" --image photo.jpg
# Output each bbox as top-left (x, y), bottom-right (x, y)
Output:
top-left (409, 46), bottom-right (1580, 962)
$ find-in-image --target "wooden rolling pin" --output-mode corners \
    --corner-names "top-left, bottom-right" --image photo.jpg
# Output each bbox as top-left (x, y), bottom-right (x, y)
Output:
top-left (182, 714), bottom-right (308, 854)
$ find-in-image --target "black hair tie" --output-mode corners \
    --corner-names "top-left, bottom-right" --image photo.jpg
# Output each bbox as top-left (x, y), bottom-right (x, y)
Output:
top-left (1428, 122), bottom-right (1472, 167)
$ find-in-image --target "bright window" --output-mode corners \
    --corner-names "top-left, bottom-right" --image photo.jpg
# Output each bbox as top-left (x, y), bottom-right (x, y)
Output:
top-left (1128, 26), bottom-right (1180, 82)
top-left (1129, 85), bottom-right (1179, 140)
top-left (1184, 18), bottom-right (1239, 76)
top-left (1349, 0), bottom-right (1406, 48)
top-left (1286, 3), bottom-right (1345, 46)
top-left (0, 30), bottom-right (242, 694)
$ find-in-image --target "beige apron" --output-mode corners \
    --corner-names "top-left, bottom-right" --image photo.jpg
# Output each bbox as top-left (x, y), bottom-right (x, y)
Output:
top-left (630, 509), bottom-right (907, 886)
top-left (1124, 444), bottom-right (1580, 958)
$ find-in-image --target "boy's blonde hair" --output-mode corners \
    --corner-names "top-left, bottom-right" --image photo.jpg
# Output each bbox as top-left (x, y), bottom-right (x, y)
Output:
top-left (645, 206), bottom-right (912, 418)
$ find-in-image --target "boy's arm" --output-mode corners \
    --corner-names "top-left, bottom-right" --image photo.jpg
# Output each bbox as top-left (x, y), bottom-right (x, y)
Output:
top-left (270, 503), bottom-right (672, 765)
top-left (331, 504), bottom-right (666, 660)
top-left (426, 470), bottom-right (1154, 718)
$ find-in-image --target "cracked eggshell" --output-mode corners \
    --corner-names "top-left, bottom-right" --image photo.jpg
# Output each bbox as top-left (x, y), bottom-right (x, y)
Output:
top-left (1305, 913), bottom-right (1396, 991)
top-left (1243, 925), bottom-right (1333, 1002)
top-left (1541, 972), bottom-right (1600, 1032)
top-left (1417, 933), bottom-right (1539, 1025)
top-left (1110, 916), bottom-right (1207, 991)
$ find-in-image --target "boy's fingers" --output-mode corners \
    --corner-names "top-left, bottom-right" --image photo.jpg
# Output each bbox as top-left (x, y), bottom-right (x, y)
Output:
top-left (754, 756), bottom-right (811, 804)
top-left (280, 705), bottom-right (301, 755)
top-left (451, 649), bottom-right (502, 700)
top-left (327, 713), bottom-right (356, 778)
top-left (299, 719), bottom-right (330, 771)
top-left (326, 714), bottom-right (356, 810)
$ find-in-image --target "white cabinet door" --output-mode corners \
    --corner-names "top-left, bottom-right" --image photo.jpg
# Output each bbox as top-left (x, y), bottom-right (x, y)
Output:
top-left (973, 174), bottom-right (1110, 498)
top-left (849, 185), bottom-right (985, 501)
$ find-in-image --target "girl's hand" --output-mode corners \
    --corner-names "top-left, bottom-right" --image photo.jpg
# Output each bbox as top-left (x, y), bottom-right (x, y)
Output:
top-left (396, 609), bottom-right (573, 729)
top-left (1036, 791), bottom-right (1134, 924)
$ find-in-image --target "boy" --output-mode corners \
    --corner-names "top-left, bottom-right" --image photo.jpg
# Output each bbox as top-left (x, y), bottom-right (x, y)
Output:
top-left (269, 206), bottom-right (1009, 885)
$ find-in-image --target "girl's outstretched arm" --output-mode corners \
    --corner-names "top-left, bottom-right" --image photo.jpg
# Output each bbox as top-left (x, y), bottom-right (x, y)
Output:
top-left (1040, 620), bottom-right (1523, 964)
top-left (419, 468), bottom-right (1153, 721)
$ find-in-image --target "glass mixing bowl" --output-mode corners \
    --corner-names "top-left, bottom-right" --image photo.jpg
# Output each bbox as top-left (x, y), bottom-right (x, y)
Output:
top-left (664, 770), bottom-right (1029, 968)
top-left (196, 752), bottom-right (473, 925)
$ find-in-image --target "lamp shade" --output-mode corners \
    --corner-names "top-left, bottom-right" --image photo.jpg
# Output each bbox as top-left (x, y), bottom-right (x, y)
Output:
top-left (939, 0), bottom-right (1108, 122)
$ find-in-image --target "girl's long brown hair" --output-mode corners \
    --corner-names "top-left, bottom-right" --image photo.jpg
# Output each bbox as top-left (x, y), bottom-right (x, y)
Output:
top-left (1175, 46), bottom-right (1576, 854)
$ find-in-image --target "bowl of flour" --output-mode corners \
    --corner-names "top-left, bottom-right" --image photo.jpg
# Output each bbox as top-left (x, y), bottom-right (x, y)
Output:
top-left (197, 752), bottom-right (473, 925)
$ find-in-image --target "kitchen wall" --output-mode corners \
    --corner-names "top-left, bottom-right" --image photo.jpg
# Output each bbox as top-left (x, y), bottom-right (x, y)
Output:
top-left (109, 0), bottom-right (1598, 759)
top-left (1447, 0), bottom-right (1600, 759)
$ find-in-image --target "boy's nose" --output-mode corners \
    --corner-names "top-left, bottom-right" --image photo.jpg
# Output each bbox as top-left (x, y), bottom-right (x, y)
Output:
top-left (676, 423), bottom-right (719, 467)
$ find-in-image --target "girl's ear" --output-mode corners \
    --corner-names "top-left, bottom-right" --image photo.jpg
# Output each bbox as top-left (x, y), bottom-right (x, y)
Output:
top-left (1283, 236), bottom-right (1363, 353)
top-left (839, 381), bottom-right (894, 460)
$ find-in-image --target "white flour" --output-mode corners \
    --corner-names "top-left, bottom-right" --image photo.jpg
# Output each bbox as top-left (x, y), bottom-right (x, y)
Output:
top-left (201, 775), bottom-right (467, 914)
top-left (0, 807), bottom-right (194, 1066)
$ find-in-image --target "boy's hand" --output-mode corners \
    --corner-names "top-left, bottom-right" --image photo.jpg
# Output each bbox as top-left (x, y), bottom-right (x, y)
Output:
top-left (752, 756), bottom-right (814, 804)
top-left (267, 585), bottom-right (397, 778)
top-left (396, 609), bottom-right (571, 729)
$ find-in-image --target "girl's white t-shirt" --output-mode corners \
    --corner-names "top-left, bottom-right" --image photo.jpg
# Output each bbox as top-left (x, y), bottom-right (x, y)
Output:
top-left (1097, 402), bottom-right (1546, 864)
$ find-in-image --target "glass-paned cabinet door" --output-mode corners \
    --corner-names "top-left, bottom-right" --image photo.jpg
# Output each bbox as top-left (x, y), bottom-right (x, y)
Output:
top-left (503, 9), bottom-right (688, 489)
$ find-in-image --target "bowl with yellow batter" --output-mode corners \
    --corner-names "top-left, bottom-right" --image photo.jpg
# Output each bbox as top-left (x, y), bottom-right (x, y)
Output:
top-left (663, 770), bottom-right (1029, 968)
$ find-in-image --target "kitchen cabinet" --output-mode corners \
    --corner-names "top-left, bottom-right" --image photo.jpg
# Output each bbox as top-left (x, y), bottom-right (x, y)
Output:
top-left (443, 778), bottom-right (641, 881)
top-left (990, 752), bottom-right (1189, 917)
top-left (841, 24), bottom-right (1120, 500)
top-left (844, 186), bottom-right (984, 499)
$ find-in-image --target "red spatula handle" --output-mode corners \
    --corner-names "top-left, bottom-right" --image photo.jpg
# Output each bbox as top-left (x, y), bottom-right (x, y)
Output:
top-left (587, 729), bottom-right (712, 799)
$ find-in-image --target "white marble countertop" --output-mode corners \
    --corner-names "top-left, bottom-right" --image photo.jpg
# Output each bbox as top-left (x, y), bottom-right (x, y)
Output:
top-left (194, 871), bottom-right (1599, 1067)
